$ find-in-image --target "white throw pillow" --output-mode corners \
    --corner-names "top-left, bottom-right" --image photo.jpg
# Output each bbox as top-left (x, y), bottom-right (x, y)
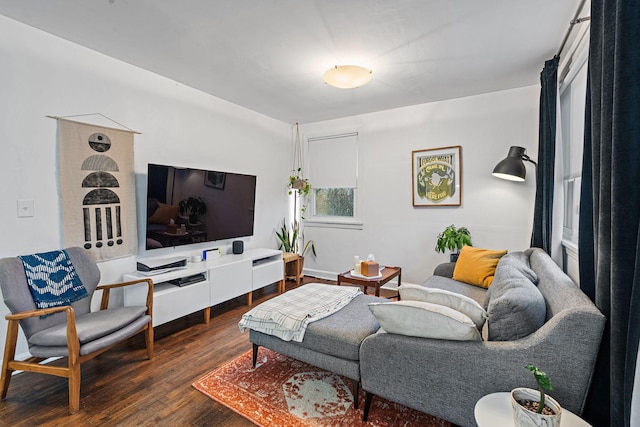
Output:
top-left (399, 284), bottom-right (488, 329)
top-left (368, 301), bottom-right (482, 341)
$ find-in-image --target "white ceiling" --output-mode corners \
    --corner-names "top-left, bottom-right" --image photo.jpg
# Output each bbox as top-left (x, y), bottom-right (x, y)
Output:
top-left (0, 0), bottom-right (582, 124)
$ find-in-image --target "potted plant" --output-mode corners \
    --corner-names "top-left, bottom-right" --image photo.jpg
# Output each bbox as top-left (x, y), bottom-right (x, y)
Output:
top-left (178, 196), bottom-right (207, 224)
top-left (435, 224), bottom-right (472, 262)
top-left (288, 123), bottom-right (313, 219)
top-left (511, 364), bottom-right (562, 427)
top-left (276, 218), bottom-right (316, 277)
top-left (288, 168), bottom-right (312, 219)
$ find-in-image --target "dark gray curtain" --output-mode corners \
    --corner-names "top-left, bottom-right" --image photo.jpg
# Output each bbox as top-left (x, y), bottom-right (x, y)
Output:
top-left (531, 56), bottom-right (559, 253)
top-left (579, 1), bottom-right (640, 426)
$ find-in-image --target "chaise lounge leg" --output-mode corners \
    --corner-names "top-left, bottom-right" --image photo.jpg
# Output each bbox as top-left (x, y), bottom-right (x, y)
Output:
top-left (252, 343), bottom-right (259, 368)
top-left (353, 380), bottom-right (360, 409)
top-left (363, 391), bottom-right (374, 421)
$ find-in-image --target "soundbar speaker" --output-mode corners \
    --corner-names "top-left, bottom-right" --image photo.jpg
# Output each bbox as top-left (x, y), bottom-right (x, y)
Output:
top-left (232, 240), bottom-right (244, 254)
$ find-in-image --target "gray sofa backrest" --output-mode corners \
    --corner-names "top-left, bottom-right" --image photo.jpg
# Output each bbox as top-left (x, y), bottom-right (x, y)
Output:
top-left (526, 248), bottom-right (598, 322)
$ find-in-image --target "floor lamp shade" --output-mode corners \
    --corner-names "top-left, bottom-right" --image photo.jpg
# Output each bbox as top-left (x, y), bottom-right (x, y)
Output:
top-left (492, 146), bottom-right (534, 181)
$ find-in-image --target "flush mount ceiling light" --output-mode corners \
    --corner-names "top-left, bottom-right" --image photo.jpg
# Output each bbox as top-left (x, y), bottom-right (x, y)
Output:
top-left (323, 65), bottom-right (373, 89)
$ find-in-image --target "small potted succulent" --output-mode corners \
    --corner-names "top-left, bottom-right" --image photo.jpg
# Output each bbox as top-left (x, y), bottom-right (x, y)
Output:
top-left (435, 224), bottom-right (472, 262)
top-left (511, 364), bottom-right (562, 427)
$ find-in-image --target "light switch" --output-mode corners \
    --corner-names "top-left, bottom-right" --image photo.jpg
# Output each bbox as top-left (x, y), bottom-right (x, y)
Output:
top-left (17, 199), bottom-right (34, 218)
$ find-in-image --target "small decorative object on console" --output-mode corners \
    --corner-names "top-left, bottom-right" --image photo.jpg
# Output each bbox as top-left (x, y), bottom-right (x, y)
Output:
top-left (202, 248), bottom-right (222, 260)
top-left (233, 240), bottom-right (244, 254)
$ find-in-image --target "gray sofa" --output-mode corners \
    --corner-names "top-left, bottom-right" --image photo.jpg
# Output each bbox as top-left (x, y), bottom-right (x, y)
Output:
top-left (360, 248), bottom-right (606, 427)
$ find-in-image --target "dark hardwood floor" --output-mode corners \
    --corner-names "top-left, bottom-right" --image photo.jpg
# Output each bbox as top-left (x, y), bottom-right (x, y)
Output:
top-left (0, 277), bottom-right (397, 426)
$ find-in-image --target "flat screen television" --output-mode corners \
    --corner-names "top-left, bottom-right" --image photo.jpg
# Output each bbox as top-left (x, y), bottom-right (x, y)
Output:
top-left (145, 163), bottom-right (256, 251)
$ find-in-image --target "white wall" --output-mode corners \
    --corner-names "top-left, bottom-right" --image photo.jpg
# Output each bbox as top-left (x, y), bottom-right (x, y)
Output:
top-left (300, 86), bottom-right (540, 284)
top-left (0, 15), bottom-right (290, 359)
top-left (0, 14), bottom-right (539, 367)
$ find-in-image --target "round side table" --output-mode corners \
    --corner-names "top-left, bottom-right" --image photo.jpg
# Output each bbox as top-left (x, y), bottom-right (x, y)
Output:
top-left (474, 392), bottom-right (591, 427)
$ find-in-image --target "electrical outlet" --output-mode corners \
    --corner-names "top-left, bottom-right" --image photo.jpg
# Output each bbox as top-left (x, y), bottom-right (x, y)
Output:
top-left (17, 199), bottom-right (34, 218)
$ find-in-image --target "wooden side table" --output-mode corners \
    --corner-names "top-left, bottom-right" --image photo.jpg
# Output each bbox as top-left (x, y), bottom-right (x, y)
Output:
top-left (474, 392), bottom-right (591, 427)
top-left (282, 252), bottom-right (302, 291)
top-left (337, 266), bottom-right (401, 297)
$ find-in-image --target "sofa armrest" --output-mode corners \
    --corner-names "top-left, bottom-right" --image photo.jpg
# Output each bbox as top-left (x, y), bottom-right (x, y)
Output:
top-left (433, 262), bottom-right (456, 278)
top-left (360, 308), bottom-right (605, 427)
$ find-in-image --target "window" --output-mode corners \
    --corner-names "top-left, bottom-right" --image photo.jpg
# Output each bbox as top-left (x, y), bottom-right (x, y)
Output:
top-left (306, 132), bottom-right (362, 228)
top-left (559, 47), bottom-right (588, 244)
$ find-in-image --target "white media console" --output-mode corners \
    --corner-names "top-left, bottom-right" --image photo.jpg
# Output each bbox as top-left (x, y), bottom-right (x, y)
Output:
top-left (123, 248), bottom-right (283, 327)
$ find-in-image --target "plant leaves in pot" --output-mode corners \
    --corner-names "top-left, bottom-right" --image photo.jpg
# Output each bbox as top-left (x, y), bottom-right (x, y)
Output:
top-left (511, 365), bottom-right (562, 427)
top-left (275, 218), bottom-right (317, 278)
top-left (435, 224), bottom-right (472, 262)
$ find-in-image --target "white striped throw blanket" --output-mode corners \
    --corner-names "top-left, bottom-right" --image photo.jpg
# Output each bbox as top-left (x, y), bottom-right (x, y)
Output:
top-left (18, 250), bottom-right (88, 310)
top-left (238, 283), bottom-right (362, 342)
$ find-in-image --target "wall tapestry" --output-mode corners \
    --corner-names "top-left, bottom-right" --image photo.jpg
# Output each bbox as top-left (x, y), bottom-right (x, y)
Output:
top-left (57, 118), bottom-right (137, 261)
top-left (412, 145), bottom-right (462, 207)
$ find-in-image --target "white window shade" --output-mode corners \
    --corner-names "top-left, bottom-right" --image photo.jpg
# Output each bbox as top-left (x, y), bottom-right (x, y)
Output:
top-left (308, 133), bottom-right (358, 188)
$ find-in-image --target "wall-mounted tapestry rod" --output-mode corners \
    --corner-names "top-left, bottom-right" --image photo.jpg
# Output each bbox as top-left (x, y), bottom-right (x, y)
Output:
top-left (46, 113), bottom-right (141, 134)
top-left (556, 0), bottom-right (591, 58)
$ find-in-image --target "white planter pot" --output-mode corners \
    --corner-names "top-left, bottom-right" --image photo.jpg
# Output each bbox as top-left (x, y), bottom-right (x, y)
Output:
top-left (511, 388), bottom-right (562, 427)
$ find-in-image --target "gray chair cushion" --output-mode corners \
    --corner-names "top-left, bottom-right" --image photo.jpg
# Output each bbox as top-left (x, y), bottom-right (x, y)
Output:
top-left (30, 315), bottom-right (151, 357)
top-left (486, 260), bottom-right (546, 341)
top-left (29, 306), bottom-right (148, 346)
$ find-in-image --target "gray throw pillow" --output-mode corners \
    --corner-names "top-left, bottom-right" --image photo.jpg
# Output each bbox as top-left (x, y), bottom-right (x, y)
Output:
top-left (486, 261), bottom-right (546, 341)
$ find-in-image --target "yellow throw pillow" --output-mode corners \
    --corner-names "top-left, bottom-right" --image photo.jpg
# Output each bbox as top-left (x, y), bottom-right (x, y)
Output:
top-left (452, 246), bottom-right (508, 288)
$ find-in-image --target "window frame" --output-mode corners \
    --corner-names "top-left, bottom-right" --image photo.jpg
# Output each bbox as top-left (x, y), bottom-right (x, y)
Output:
top-left (559, 40), bottom-right (588, 245)
top-left (303, 130), bottom-right (364, 230)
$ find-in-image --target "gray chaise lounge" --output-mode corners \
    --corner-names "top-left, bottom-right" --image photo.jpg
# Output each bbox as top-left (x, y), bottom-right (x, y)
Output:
top-left (249, 293), bottom-right (384, 407)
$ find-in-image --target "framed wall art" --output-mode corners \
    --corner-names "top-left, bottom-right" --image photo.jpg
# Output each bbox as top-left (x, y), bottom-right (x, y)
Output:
top-left (412, 145), bottom-right (462, 207)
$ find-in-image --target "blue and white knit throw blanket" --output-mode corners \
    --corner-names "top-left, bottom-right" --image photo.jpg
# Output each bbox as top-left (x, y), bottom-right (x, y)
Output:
top-left (18, 250), bottom-right (88, 310)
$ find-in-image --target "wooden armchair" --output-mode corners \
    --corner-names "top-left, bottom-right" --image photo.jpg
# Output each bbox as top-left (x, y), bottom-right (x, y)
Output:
top-left (0, 247), bottom-right (153, 414)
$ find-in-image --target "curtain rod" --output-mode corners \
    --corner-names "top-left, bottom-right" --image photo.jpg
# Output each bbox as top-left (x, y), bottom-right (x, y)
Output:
top-left (556, 0), bottom-right (591, 58)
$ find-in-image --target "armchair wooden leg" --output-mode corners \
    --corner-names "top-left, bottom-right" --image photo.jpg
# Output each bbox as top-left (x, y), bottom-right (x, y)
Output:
top-left (145, 325), bottom-right (154, 360)
top-left (68, 362), bottom-right (81, 414)
top-left (1, 320), bottom-right (20, 400)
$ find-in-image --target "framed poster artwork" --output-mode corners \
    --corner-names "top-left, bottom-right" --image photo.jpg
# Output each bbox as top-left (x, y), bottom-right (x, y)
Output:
top-left (412, 146), bottom-right (462, 207)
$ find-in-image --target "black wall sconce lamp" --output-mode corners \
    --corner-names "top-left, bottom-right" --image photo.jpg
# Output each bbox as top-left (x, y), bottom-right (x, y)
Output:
top-left (492, 146), bottom-right (537, 182)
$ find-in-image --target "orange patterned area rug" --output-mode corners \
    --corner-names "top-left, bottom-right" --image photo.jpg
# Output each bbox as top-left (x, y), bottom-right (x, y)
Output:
top-left (193, 348), bottom-right (450, 427)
